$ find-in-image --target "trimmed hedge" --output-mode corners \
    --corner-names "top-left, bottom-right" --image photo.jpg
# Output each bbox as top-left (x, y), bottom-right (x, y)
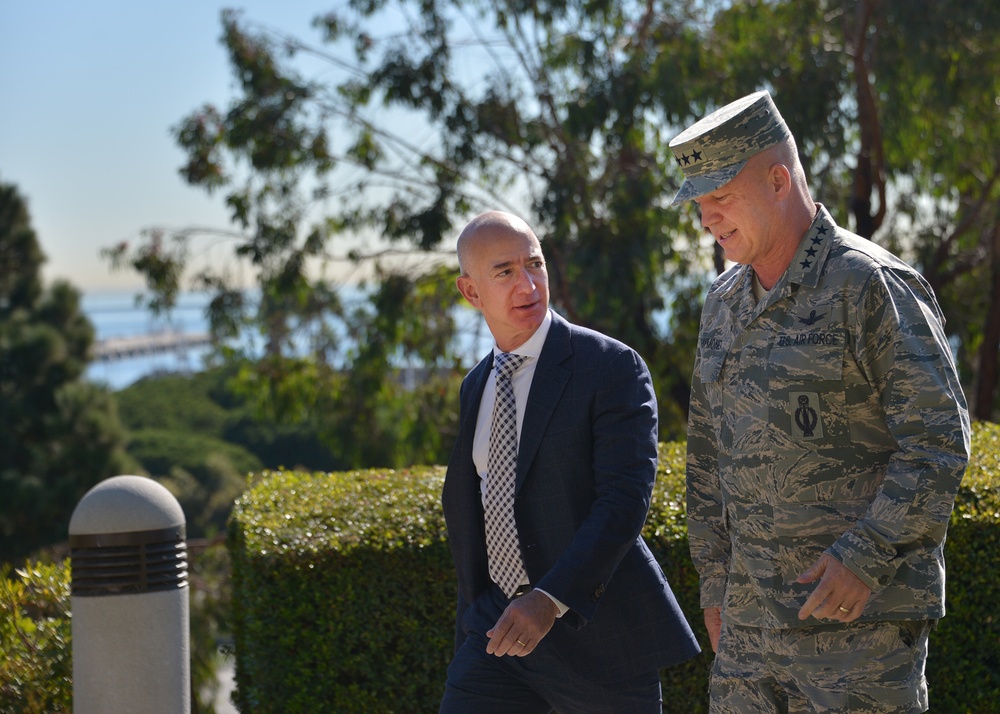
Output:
top-left (230, 424), bottom-right (1000, 712)
top-left (228, 468), bottom-right (455, 713)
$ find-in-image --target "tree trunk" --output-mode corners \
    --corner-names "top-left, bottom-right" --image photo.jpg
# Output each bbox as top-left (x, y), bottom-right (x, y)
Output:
top-left (849, 0), bottom-right (887, 239)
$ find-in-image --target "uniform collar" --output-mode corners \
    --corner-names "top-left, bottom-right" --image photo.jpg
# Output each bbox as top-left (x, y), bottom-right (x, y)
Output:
top-left (719, 203), bottom-right (836, 302)
top-left (785, 204), bottom-right (836, 289)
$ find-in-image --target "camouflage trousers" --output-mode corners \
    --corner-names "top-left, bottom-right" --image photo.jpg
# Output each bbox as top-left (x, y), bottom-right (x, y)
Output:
top-left (709, 619), bottom-right (933, 713)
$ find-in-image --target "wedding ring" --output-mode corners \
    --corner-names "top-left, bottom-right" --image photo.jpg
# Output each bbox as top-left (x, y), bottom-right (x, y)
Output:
top-left (838, 606), bottom-right (850, 613)
top-left (516, 639), bottom-right (527, 646)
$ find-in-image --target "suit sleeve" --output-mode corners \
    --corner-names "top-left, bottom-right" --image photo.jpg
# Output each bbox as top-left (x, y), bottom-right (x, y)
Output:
top-left (533, 346), bottom-right (660, 623)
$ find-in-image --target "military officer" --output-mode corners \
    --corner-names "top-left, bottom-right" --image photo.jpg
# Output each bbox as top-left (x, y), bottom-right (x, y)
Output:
top-left (673, 91), bottom-right (970, 713)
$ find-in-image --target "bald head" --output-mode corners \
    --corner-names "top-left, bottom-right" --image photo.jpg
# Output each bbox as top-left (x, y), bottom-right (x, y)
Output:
top-left (454, 210), bottom-right (549, 351)
top-left (457, 211), bottom-right (539, 276)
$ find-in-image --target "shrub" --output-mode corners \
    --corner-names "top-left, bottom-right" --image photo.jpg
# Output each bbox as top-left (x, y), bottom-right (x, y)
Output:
top-left (0, 546), bottom-right (232, 714)
top-left (928, 421), bottom-right (1000, 712)
top-left (0, 560), bottom-right (71, 714)
top-left (230, 424), bottom-right (1000, 712)
top-left (228, 468), bottom-right (454, 713)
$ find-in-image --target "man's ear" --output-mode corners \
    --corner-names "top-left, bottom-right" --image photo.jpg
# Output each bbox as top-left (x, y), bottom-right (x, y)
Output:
top-left (457, 275), bottom-right (480, 308)
top-left (771, 163), bottom-right (792, 200)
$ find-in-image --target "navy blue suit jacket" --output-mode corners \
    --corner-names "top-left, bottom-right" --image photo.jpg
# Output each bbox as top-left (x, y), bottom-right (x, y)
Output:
top-left (442, 312), bottom-right (700, 682)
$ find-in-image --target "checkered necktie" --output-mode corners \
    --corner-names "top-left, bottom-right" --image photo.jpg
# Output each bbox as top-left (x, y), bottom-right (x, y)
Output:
top-left (485, 352), bottom-right (529, 597)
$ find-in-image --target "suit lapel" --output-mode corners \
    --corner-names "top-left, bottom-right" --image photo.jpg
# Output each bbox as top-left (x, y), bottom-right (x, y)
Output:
top-left (459, 353), bottom-right (493, 459)
top-left (516, 314), bottom-right (572, 493)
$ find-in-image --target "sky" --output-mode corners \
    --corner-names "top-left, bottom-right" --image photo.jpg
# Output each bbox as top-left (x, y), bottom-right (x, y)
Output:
top-left (0, 1), bottom-right (349, 292)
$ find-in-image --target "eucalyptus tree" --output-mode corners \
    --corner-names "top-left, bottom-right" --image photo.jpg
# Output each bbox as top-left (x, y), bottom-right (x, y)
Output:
top-left (107, 0), bottom-right (721, 446)
top-left (107, 0), bottom-right (998, 453)
top-left (703, 0), bottom-right (1000, 419)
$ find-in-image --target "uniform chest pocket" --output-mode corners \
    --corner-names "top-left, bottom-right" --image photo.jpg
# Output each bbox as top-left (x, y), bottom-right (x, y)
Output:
top-left (767, 330), bottom-right (850, 444)
top-left (767, 331), bottom-right (846, 384)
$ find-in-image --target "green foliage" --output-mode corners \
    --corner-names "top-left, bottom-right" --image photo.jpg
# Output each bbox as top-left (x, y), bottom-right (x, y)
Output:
top-left (117, 367), bottom-right (339, 471)
top-left (115, 370), bottom-right (233, 435)
top-left (702, 0), bottom-right (1000, 419)
top-left (228, 467), bottom-right (454, 713)
top-left (0, 181), bottom-right (133, 563)
top-left (646, 441), bottom-right (714, 704)
top-left (230, 426), bottom-right (1000, 712)
top-left (0, 560), bottom-right (71, 714)
top-left (0, 546), bottom-right (234, 714)
top-left (106, 0), bottom-right (1000, 430)
top-left (115, 367), bottom-right (342, 537)
top-left (127, 428), bottom-right (260, 538)
top-left (188, 541), bottom-right (235, 714)
top-left (929, 421), bottom-right (1000, 712)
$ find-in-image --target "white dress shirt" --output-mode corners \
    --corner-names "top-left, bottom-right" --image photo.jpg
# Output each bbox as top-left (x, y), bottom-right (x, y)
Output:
top-left (471, 310), bottom-right (568, 615)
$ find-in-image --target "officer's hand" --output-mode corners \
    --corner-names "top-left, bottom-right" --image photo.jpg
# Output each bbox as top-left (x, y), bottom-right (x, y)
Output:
top-left (797, 553), bottom-right (872, 622)
top-left (486, 591), bottom-right (558, 657)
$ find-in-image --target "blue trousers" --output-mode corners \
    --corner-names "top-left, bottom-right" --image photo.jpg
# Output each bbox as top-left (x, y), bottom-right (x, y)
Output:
top-left (440, 584), bottom-right (662, 714)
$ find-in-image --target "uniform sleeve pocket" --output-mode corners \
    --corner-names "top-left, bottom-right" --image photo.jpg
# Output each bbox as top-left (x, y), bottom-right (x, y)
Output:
top-left (699, 351), bottom-right (727, 383)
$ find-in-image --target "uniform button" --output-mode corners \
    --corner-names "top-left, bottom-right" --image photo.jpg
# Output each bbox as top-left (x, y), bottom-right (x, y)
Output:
top-left (593, 584), bottom-right (605, 600)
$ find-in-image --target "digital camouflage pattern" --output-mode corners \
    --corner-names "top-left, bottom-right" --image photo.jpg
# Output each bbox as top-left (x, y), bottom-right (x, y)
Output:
top-left (711, 620), bottom-right (931, 713)
top-left (669, 91), bottom-right (790, 206)
top-left (686, 205), bottom-right (971, 629)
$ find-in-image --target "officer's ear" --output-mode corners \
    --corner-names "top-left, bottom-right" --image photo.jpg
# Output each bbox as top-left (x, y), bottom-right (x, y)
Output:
top-left (769, 163), bottom-right (792, 200)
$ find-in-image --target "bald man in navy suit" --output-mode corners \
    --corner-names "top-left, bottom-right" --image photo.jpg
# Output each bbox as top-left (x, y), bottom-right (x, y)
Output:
top-left (439, 211), bottom-right (700, 713)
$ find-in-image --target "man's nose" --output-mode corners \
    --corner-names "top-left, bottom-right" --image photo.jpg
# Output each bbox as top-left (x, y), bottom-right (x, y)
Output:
top-left (699, 204), bottom-right (717, 230)
top-left (514, 268), bottom-right (536, 292)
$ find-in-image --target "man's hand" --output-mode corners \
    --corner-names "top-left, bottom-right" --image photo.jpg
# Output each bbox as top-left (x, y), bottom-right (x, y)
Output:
top-left (703, 607), bottom-right (722, 653)
top-left (486, 591), bottom-right (559, 657)
top-left (797, 553), bottom-right (872, 622)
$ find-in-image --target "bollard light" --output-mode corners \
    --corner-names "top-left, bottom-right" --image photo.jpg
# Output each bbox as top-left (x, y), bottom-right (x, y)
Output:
top-left (70, 475), bottom-right (190, 714)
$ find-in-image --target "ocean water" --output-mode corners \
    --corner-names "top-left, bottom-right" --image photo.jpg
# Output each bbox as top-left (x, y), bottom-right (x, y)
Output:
top-left (83, 291), bottom-right (214, 390)
top-left (82, 290), bottom-right (493, 391)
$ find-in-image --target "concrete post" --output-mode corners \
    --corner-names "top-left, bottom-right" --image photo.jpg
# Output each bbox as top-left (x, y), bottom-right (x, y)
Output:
top-left (69, 475), bottom-right (190, 714)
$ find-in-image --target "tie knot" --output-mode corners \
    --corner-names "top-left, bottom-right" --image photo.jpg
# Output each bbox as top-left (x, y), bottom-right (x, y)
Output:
top-left (494, 352), bottom-right (527, 380)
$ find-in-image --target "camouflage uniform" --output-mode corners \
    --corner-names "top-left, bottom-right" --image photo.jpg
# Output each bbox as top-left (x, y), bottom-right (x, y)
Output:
top-left (685, 205), bottom-right (971, 629)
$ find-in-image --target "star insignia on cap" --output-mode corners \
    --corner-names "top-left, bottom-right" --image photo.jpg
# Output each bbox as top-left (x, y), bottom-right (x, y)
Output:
top-left (691, 149), bottom-right (703, 162)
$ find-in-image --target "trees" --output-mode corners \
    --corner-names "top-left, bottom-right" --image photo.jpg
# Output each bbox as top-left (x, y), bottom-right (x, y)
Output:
top-left (0, 181), bottom-right (133, 563)
top-left (106, 0), bottom-right (722, 443)
top-left (702, 0), bottom-right (1000, 417)
top-left (108, 0), bottom-right (998, 442)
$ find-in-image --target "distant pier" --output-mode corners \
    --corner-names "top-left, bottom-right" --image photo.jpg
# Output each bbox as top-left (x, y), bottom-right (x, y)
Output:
top-left (93, 331), bottom-right (212, 362)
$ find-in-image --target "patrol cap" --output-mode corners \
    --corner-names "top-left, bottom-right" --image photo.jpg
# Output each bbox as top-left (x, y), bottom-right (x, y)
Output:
top-left (668, 90), bottom-right (790, 206)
